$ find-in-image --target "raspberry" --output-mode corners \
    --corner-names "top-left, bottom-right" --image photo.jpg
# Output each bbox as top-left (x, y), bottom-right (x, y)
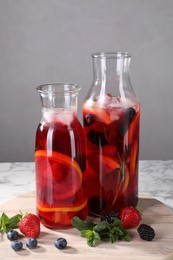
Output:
top-left (101, 211), bottom-right (119, 223)
top-left (137, 224), bottom-right (155, 241)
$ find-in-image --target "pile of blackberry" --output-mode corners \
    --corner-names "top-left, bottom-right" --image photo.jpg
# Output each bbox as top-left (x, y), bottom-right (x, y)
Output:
top-left (101, 211), bottom-right (119, 224)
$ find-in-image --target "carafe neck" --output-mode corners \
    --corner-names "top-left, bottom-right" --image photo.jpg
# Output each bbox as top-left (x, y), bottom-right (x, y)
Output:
top-left (37, 83), bottom-right (80, 113)
top-left (92, 52), bottom-right (134, 99)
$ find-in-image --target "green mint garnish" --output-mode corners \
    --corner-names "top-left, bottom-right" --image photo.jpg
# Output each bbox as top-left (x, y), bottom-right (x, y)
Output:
top-left (72, 216), bottom-right (131, 247)
top-left (0, 212), bottom-right (23, 233)
top-left (72, 216), bottom-right (96, 231)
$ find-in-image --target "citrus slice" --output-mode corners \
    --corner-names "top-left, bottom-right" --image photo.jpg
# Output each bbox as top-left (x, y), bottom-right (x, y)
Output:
top-left (83, 104), bottom-right (112, 125)
top-left (37, 199), bottom-right (88, 226)
top-left (35, 150), bottom-right (82, 200)
top-left (36, 199), bottom-right (88, 213)
top-left (86, 155), bottom-right (121, 200)
top-left (130, 140), bottom-right (139, 176)
top-left (120, 167), bottom-right (130, 194)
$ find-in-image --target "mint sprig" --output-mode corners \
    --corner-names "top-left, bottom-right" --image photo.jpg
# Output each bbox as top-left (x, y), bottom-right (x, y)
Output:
top-left (0, 212), bottom-right (23, 233)
top-left (72, 216), bottom-right (131, 247)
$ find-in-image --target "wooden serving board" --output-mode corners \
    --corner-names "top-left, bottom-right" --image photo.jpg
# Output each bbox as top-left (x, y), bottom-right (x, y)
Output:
top-left (0, 192), bottom-right (173, 260)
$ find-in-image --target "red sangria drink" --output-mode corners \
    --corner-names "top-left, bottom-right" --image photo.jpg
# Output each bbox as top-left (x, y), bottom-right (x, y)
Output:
top-left (83, 52), bottom-right (140, 216)
top-left (35, 84), bottom-right (88, 228)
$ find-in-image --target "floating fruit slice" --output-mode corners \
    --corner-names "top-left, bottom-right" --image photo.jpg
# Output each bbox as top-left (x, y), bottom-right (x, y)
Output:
top-left (37, 199), bottom-right (88, 226)
top-left (125, 110), bottom-right (140, 143)
top-left (83, 104), bottom-right (112, 125)
top-left (120, 167), bottom-right (130, 194)
top-left (37, 199), bottom-right (88, 213)
top-left (35, 150), bottom-right (82, 200)
top-left (88, 154), bottom-right (120, 173)
top-left (130, 140), bottom-right (139, 176)
top-left (86, 155), bottom-right (121, 199)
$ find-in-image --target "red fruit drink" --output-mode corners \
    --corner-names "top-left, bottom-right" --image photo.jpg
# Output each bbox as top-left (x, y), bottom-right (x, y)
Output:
top-left (83, 96), bottom-right (140, 216)
top-left (35, 108), bottom-right (88, 228)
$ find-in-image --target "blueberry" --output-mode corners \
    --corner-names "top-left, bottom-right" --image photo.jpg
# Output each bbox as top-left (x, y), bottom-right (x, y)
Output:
top-left (11, 240), bottom-right (23, 251)
top-left (26, 238), bottom-right (38, 249)
top-left (54, 238), bottom-right (67, 249)
top-left (87, 130), bottom-right (108, 146)
top-left (7, 230), bottom-right (19, 241)
top-left (125, 107), bottom-right (136, 125)
top-left (84, 114), bottom-right (95, 126)
top-left (118, 107), bottom-right (137, 135)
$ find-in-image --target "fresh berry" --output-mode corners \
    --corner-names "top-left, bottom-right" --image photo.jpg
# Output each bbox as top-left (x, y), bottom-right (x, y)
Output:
top-left (87, 130), bottom-right (108, 146)
top-left (125, 107), bottom-right (136, 125)
top-left (84, 114), bottom-right (95, 126)
top-left (19, 213), bottom-right (40, 238)
top-left (137, 224), bottom-right (155, 241)
top-left (7, 230), bottom-right (19, 241)
top-left (54, 238), bottom-right (67, 249)
top-left (120, 207), bottom-right (141, 229)
top-left (26, 238), bottom-right (38, 249)
top-left (11, 240), bottom-right (23, 251)
top-left (101, 211), bottom-right (119, 223)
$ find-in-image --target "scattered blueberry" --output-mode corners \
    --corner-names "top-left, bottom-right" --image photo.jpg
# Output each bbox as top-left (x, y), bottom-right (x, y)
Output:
top-left (11, 240), bottom-right (23, 251)
top-left (84, 114), bottom-right (95, 126)
top-left (87, 130), bottom-right (108, 146)
top-left (7, 230), bottom-right (19, 241)
top-left (26, 238), bottom-right (38, 249)
top-left (54, 238), bottom-right (67, 249)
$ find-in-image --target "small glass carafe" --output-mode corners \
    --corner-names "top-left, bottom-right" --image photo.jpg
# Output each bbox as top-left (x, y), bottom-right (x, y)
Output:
top-left (35, 83), bottom-right (88, 228)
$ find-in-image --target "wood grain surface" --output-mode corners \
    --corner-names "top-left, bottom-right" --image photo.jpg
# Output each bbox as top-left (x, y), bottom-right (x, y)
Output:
top-left (0, 192), bottom-right (173, 260)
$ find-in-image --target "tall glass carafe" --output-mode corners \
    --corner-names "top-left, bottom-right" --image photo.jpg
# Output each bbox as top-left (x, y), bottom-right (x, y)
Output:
top-left (35, 83), bottom-right (88, 228)
top-left (83, 52), bottom-right (140, 216)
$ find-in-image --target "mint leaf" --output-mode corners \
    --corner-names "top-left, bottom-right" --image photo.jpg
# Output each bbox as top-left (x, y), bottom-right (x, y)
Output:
top-left (72, 216), bottom-right (95, 231)
top-left (5, 214), bottom-right (23, 232)
top-left (0, 211), bottom-right (25, 233)
top-left (72, 216), bottom-right (131, 247)
top-left (81, 230), bottom-right (101, 247)
top-left (93, 220), bottom-right (110, 233)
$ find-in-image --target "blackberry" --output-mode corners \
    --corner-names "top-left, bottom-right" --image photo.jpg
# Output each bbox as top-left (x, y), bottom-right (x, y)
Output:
top-left (101, 211), bottom-right (119, 223)
top-left (84, 114), bottom-right (95, 126)
top-left (54, 238), bottom-right (67, 249)
top-left (137, 224), bottom-right (155, 241)
top-left (87, 130), bottom-right (108, 146)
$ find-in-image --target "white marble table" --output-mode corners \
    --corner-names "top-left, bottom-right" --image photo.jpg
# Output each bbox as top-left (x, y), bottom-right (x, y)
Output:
top-left (0, 161), bottom-right (173, 209)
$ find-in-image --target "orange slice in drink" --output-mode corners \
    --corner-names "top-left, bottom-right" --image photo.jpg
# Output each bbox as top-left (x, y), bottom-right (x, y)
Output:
top-left (130, 140), bottom-right (139, 176)
top-left (86, 154), bottom-right (121, 199)
top-left (35, 150), bottom-right (82, 200)
top-left (37, 199), bottom-right (88, 226)
top-left (120, 167), bottom-right (130, 194)
top-left (83, 104), bottom-right (112, 125)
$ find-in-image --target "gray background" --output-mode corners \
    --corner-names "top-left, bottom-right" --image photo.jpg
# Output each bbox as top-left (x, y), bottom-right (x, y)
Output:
top-left (0, 0), bottom-right (173, 162)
